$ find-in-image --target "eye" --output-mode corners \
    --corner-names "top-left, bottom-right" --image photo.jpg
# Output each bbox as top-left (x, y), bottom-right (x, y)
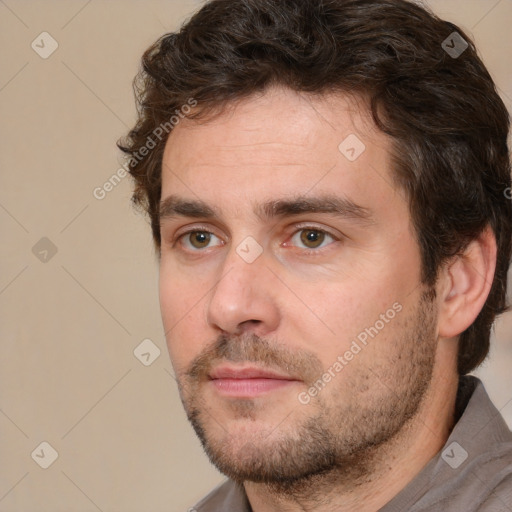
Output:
top-left (290, 228), bottom-right (335, 250)
top-left (179, 230), bottom-right (223, 251)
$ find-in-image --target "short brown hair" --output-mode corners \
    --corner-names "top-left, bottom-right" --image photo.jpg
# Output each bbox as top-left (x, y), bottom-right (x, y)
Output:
top-left (118, 0), bottom-right (512, 375)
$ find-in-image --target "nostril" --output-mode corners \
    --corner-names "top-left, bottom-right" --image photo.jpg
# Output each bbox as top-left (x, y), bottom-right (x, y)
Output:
top-left (234, 319), bottom-right (263, 334)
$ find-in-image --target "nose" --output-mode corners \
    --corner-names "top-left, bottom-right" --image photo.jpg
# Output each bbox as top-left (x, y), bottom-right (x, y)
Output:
top-left (206, 243), bottom-right (280, 337)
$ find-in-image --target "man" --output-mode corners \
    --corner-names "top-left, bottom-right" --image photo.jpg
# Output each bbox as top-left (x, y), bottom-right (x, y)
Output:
top-left (119, 0), bottom-right (512, 510)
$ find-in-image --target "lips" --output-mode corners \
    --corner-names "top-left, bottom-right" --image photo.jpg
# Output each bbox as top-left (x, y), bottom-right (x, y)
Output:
top-left (208, 365), bottom-right (300, 397)
top-left (209, 365), bottom-right (297, 381)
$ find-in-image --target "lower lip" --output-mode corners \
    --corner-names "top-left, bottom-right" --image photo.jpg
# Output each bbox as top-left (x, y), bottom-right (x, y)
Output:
top-left (210, 378), bottom-right (297, 397)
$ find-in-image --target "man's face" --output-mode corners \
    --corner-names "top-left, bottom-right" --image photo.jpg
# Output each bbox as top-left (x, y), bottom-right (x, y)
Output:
top-left (159, 87), bottom-right (438, 487)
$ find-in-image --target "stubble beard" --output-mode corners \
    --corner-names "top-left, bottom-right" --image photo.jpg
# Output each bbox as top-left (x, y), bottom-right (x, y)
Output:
top-left (176, 289), bottom-right (438, 499)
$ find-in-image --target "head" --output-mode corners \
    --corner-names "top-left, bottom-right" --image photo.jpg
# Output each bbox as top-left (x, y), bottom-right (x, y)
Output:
top-left (119, 0), bottom-right (511, 490)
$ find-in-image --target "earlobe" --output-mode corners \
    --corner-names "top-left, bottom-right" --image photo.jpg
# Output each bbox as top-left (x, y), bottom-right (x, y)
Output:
top-left (437, 226), bottom-right (497, 339)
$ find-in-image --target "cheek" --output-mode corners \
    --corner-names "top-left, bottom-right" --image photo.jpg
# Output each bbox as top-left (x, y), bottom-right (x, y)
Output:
top-left (282, 273), bottom-right (408, 372)
top-left (159, 265), bottom-right (207, 368)
top-left (291, 277), bottom-right (393, 334)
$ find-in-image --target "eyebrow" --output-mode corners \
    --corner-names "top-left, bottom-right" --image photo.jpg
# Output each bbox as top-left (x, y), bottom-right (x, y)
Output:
top-left (159, 194), bottom-right (374, 225)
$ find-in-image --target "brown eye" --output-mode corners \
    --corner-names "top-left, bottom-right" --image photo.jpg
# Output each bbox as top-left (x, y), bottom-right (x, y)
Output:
top-left (187, 231), bottom-right (212, 249)
top-left (299, 229), bottom-right (327, 249)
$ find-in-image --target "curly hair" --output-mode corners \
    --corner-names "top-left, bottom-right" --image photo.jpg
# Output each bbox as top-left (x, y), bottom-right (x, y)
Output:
top-left (118, 0), bottom-right (512, 375)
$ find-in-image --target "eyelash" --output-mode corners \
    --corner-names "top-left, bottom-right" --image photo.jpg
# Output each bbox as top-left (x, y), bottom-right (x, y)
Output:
top-left (286, 225), bottom-right (337, 254)
top-left (173, 224), bottom-right (339, 253)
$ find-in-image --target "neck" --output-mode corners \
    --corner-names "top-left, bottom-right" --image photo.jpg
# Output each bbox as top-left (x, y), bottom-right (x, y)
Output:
top-left (243, 360), bottom-right (459, 512)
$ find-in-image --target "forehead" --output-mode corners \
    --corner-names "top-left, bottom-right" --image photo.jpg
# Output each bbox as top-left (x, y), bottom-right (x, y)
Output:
top-left (161, 87), bottom-right (396, 213)
top-left (164, 87), bottom-right (378, 158)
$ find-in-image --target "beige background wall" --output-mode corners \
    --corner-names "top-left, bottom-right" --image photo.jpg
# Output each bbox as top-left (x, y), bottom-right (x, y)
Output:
top-left (0, 1), bottom-right (511, 511)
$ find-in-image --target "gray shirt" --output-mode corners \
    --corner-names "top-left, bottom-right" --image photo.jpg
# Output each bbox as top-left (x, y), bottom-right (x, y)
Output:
top-left (192, 376), bottom-right (512, 511)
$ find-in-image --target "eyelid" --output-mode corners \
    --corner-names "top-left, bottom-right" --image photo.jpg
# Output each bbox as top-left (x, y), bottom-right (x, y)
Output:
top-left (167, 222), bottom-right (343, 252)
top-left (180, 233), bottom-right (223, 255)
top-left (170, 224), bottom-right (226, 251)
top-left (287, 223), bottom-right (341, 240)
top-left (281, 224), bottom-right (341, 253)
top-left (173, 224), bottom-right (223, 240)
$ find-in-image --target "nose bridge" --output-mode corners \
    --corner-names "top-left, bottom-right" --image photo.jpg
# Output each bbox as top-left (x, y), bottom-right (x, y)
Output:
top-left (206, 239), bottom-right (278, 334)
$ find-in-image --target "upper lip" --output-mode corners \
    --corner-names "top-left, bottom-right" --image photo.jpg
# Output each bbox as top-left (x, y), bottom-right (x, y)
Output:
top-left (209, 365), bottom-right (299, 381)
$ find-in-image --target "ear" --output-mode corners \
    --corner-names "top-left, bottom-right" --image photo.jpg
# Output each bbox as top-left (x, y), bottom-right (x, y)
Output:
top-left (437, 226), bottom-right (497, 339)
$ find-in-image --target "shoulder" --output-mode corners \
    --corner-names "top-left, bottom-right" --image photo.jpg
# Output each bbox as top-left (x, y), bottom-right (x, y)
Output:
top-left (476, 471), bottom-right (512, 511)
top-left (407, 440), bottom-right (512, 511)
top-left (462, 442), bottom-right (512, 510)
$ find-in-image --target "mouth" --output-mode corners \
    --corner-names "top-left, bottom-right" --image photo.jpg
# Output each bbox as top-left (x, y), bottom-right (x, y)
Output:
top-left (208, 364), bottom-right (301, 398)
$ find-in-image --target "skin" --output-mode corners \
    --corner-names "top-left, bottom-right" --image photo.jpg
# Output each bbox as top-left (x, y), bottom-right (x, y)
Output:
top-left (158, 87), bottom-right (496, 511)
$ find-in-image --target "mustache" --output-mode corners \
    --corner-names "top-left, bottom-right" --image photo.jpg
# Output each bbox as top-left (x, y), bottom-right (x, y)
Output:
top-left (185, 332), bottom-right (324, 384)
